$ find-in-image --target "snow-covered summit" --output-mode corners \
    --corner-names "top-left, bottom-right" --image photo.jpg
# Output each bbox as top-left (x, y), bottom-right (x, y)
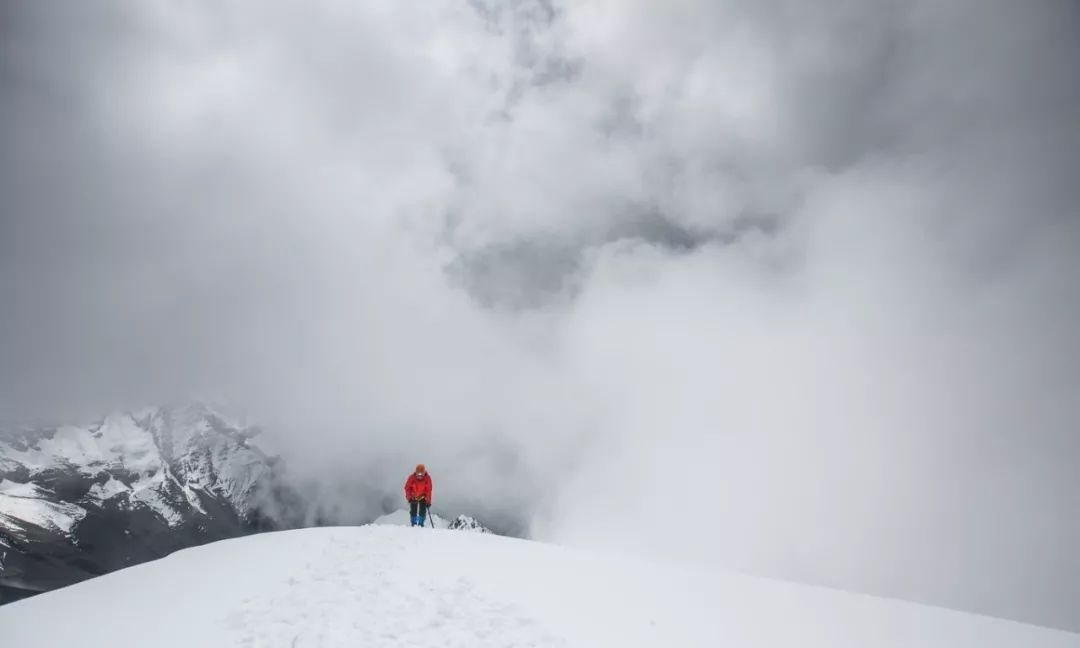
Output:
top-left (1, 525), bottom-right (1075, 647)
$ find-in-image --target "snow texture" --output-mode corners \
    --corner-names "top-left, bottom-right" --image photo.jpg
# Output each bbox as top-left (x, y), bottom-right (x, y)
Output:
top-left (84, 476), bottom-right (129, 503)
top-left (1, 525), bottom-right (1076, 648)
top-left (0, 479), bottom-right (86, 535)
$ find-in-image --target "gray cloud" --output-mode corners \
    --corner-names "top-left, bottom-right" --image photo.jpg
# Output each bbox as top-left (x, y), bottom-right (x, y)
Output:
top-left (2, 0), bottom-right (1079, 631)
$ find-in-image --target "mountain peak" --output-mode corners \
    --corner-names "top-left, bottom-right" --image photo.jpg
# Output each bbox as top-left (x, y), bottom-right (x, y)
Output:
top-left (447, 514), bottom-right (492, 533)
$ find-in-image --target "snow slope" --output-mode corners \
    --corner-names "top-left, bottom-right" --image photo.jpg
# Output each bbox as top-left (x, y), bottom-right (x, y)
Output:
top-left (0, 480), bottom-right (86, 535)
top-left (1, 526), bottom-right (1076, 648)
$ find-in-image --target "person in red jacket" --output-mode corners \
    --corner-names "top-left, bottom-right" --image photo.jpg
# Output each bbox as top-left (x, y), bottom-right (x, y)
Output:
top-left (404, 463), bottom-right (433, 527)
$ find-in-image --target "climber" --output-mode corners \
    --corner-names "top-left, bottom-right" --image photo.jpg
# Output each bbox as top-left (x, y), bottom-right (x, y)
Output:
top-left (404, 463), bottom-right (433, 527)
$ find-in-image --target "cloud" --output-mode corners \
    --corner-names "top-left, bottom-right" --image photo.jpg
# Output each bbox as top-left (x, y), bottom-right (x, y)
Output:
top-left (1, 0), bottom-right (1078, 631)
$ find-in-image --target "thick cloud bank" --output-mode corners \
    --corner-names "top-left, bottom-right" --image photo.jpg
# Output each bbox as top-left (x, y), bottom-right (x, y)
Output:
top-left (2, 0), bottom-right (1078, 631)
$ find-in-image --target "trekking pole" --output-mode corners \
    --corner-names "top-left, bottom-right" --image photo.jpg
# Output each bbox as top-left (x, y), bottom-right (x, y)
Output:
top-left (427, 505), bottom-right (435, 528)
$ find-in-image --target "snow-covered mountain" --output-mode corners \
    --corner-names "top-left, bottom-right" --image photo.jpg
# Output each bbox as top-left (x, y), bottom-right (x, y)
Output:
top-left (447, 514), bottom-right (492, 533)
top-left (2, 525), bottom-right (1076, 647)
top-left (0, 404), bottom-right (289, 602)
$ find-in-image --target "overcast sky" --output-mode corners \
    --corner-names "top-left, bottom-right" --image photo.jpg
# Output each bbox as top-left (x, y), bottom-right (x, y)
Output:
top-left (2, 0), bottom-right (1079, 632)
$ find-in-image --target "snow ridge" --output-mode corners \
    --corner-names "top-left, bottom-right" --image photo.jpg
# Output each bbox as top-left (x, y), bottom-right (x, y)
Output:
top-left (2, 526), bottom-right (1077, 648)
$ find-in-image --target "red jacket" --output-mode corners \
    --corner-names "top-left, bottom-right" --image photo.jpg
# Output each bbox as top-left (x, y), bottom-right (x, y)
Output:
top-left (404, 473), bottom-right (433, 503)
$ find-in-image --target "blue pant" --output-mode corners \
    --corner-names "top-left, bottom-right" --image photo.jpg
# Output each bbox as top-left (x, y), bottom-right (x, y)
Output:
top-left (409, 499), bottom-right (429, 525)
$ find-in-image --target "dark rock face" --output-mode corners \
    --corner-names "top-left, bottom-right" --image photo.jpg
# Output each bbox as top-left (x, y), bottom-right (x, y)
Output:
top-left (447, 515), bottom-right (492, 533)
top-left (0, 405), bottom-right (291, 604)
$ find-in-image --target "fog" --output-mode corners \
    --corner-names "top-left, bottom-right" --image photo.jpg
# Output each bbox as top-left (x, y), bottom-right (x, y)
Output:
top-left (2, 0), bottom-right (1078, 631)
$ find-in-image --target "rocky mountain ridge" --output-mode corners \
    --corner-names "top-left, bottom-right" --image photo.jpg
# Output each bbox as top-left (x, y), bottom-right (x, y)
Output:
top-left (0, 404), bottom-right (287, 602)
